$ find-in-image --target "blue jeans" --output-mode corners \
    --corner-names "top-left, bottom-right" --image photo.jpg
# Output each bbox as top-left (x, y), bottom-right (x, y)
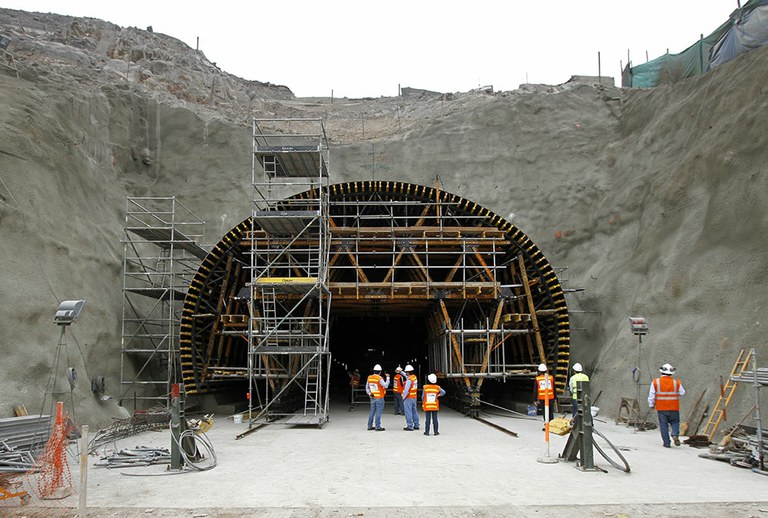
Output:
top-left (424, 411), bottom-right (439, 434)
top-left (368, 398), bottom-right (384, 428)
top-left (657, 410), bottom-right (680, 446)
top-left (403, 398), bottom-right (420, 429)
top-left (393, 393), bottom-right (404, 415)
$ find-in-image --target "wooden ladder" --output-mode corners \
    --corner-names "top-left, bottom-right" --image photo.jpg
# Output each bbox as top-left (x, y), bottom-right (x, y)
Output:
top-left (701, 348), bottom-right (752, 441)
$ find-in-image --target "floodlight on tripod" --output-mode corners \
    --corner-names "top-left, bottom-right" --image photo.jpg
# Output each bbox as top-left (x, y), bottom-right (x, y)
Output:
top-left (54, 300), bottom-right (85, 326)
top-left (41, 300), bottom-right (86, 426)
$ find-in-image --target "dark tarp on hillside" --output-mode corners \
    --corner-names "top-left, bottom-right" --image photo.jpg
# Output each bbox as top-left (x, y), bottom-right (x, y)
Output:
top-left (624, 0), bottom-right (768, 87)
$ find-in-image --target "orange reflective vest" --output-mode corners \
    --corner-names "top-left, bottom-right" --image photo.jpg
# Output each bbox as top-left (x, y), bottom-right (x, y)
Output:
top-left (536, 374), bottom-right (555, 401)
top-left (653, 376), bottom-right (681, 411)
top-left (367, 374), bottom-right (385, 399)
top-left (405, 374), bottom-right (418, 399)
top-left (350, 373), bottom-right (360, 388)
top-left (393, 374), bottom-right (405, 394)
top-left (422, 384), bottom-right (442, 411)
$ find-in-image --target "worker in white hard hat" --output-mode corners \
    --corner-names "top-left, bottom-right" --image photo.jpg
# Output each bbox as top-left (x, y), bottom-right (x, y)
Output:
top-left (401, 364), bottom-right (420, 431)
top-left (365, 364), bottom-right (390, 431)
top-left (534, 363), bottom-right (556, 425)
top-left (648, 363), bottom-right (685, 448)
top-left (392, 366), bottom-right (406, 416)
top-left (568, 362), bottom-right (590, 418)
top-left (422, 373), bottom-right (445, 436)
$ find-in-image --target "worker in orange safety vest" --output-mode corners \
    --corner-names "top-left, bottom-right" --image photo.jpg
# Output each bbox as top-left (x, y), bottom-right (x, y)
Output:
top-left (421, 373), bottom-right (446, 436)
top-left (365, 364), bottom-right (389, 431)
top-left (535, 363), bottom-right (556, 424)
top-left (401, 364), bottom-right (420, 431)
top-left (648, 363), bottom-right (685, 448)
top-left (392, 366), bottom-right (405, 416)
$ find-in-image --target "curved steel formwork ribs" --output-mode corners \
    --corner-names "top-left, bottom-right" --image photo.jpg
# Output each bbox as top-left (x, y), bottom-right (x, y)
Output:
top-left (180, 181), bottom-right (570, 416)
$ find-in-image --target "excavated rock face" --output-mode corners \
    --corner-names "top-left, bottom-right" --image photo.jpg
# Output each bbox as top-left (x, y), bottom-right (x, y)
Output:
top-left (1, 6), bottom-right (767, 426)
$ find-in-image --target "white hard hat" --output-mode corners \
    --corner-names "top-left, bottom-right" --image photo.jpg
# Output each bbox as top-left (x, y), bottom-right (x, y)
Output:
top-left (373, 364), bottom-right (382, 372)
top-left (428, 373), bottom-right (437, 384)
top-left (572, 362), bottom-right (583, 372)
top-left (538, 363), bottom-right (547, 372)
top-left (660, 363), bottom-right (675, 375)
top-left (395, 366), bottom-right (402, 372)
top-left (404, 364), bottom-right (414, 372)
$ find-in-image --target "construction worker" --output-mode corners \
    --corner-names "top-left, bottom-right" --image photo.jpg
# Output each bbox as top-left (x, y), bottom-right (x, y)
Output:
top-left (569, 362), bottom-right (589, 418)
top-left (392, 366), bottom-right (405, 415)
top-left (535, 363), bottom-right (556, 424)
top-left (401, 364), bottom-right (420, 431)
top-left (365, 364), bottom-right (389, 431)
top-left (648, 363), bottom-right (685, 448)
top-left (422, 373), bottom-right (445, 436)
top-left (348, 369), bottom-right (361, 411)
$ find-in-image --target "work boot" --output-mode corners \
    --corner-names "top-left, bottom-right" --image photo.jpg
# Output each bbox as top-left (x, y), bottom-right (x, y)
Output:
top-left (403, 427), bottom-right (414, 431)
top-left (673, 436), bottom-right (681, 446)
top-left (434, 432), bottom-right (440, 436)
top-left (367, 427), bottom-right (374, 430)
top-left (663, 444), bottom-right (671, 448)
top-left (375, 427), bottom-right (385, 431)
top-left (423, 431), bottom-right (429, 435)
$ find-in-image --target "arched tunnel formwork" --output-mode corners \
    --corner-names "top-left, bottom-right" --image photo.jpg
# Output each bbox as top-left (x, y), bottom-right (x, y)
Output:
top-left (180, 181), bottom-right (570, 419)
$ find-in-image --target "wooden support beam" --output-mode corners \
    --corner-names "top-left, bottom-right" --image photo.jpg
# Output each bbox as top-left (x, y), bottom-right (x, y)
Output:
top-left (439, 299), bottom-right (471, 389)
top-left (518, 255), bottom-right (547, 366)
top-left (476, 299), bottom-right (505, 391)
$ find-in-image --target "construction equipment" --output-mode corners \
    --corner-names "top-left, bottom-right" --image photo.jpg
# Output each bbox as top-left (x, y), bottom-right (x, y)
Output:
top-left (700, 349), bottom-right (751, 442)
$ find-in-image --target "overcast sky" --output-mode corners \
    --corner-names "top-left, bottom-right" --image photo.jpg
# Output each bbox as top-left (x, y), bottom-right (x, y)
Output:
top-left (2, 1), bottom-right (737, 97)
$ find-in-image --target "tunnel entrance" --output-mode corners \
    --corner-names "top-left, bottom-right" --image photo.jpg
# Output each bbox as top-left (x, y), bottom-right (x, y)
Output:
top-left (180, 180), bottom-right (571, 424)
top-left (328, 314), bottom-right (429, 400)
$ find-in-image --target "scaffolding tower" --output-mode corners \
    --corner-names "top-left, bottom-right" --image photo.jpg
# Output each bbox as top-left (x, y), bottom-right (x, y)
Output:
top-left (245, 118), bottom-right (332, 426)
top-left (120, 196), bottom-right (207, 409)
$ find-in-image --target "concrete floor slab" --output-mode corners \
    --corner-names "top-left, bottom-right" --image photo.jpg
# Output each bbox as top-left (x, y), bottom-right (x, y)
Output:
top-left (3, 403), bottom-right (767, 516)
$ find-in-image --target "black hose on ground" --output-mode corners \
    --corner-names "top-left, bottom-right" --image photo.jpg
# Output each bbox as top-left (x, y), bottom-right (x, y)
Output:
top-left (591, 425), bottom-right (631, 473)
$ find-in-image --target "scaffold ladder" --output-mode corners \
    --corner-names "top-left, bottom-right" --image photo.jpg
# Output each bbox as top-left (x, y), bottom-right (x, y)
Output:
top-left (304, 355), bottom-right (322, 415)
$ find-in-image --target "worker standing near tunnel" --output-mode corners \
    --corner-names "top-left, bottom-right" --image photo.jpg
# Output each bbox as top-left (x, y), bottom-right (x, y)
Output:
top-left (366, 364), bottom-right (389, 431)
top-left (402, 364), bottom-right (420, 431)
top-left (422, 373), bottom-right (445, 436)
top-left (569, 362), bottom-right (589, 418)
top-left (392, 366), bottom-right (405, 415)
top-left (648, 363), bottom-right (685, 448)
top-left (535, 363), bottom-right (556, 425)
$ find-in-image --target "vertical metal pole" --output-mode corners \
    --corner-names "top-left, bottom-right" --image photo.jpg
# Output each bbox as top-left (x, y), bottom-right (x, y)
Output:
top-left (580, 381), bottom-right (595, 470)
top-left (170, 383), bottom-right (182, 470)
top-left (752, 350), bottom-right (764, 471)
top-left (597, 51), bottom-right (601, 83)
top-left (78, 424), bottom-right (88, 514)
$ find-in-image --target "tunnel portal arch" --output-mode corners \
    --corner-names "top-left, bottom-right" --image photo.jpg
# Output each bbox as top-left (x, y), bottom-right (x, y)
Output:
top-left (180, 181), bottom-right (570, 414)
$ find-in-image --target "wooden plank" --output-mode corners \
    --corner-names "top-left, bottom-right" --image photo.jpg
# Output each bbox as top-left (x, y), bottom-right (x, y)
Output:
top-left (518, 255), bottom-right (547, 367)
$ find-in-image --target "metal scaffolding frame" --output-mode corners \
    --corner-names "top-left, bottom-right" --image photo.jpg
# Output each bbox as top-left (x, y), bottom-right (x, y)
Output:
top-left (120, 196), bottom-right (207, 410)
top-left (320, 191), bottom-right (559, 413)
top-left (179, 180), bottom-right (570, 417)
top-left (246, 118), bottom-right (332, 426)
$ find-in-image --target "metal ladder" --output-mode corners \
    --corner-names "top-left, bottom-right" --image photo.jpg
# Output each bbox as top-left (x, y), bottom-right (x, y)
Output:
top-left (701, 348), bottom-right (752, 441)
top-left (259, 286), bottom-right (279, 347)
top-left (303, 355), bottom-right (322, 416)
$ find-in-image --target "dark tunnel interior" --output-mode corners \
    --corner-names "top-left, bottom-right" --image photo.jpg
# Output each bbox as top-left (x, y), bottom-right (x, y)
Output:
top-left (328, 314), bottom-right (429, 399)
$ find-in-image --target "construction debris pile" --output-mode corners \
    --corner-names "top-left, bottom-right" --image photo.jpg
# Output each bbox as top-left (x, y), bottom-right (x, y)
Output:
top-left (88, 410), bottom-right (170, 453)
